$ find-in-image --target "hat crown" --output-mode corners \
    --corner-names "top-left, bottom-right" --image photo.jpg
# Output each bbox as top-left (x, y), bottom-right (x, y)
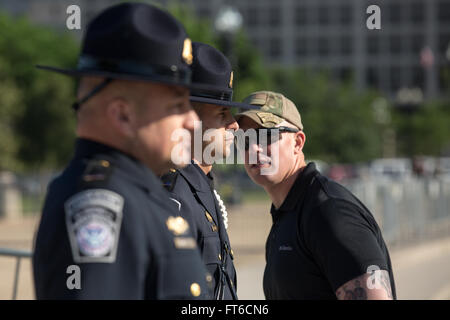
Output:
top-left (189, 42), bottom-right (233, 100)
top-left (80, 3), bottom-right (189, 70)
top-left (241, 91), bottom-right (303, 130)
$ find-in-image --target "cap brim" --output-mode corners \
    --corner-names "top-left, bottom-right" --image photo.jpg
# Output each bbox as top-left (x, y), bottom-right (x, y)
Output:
top-left (36, 65), bottom-right (226, 92)
top-left (189, 95), bottom-right (259, 110)
top-left (234, 110), bottom-right (284, 128)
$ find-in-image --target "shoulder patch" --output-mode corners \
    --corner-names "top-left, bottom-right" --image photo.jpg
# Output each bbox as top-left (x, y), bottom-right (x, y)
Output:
top-left (160, 169), bottom-right (179, 192)
top-left (65, 189), bottom-right (124, 263)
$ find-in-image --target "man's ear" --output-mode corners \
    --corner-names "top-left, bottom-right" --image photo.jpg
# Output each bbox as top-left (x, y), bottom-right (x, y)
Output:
top-left (106, 98), bottom-right (136, 137)
top-left (293, 131), bottom-right (306, 154)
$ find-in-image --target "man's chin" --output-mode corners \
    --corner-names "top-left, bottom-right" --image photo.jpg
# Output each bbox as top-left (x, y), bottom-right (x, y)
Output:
top-left (245, 165), bottom-right (277, 186)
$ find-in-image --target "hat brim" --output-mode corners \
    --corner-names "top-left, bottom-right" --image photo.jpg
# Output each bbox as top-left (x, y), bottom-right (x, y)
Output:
top-left (234, 110), bottom-right (284, 128)
top-left (189, 95), bottom-right (259, 110)
top-left (36, 65), bottom-right (226, 92)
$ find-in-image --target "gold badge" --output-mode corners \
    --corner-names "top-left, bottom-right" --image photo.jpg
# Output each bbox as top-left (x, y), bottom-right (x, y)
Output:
top-left (205, 211), bottom-right (213, 223)
top-left (229, 71), bottom-right (234, 88)
top-left (166, 216), bottom-right (189, 236)
top-left (190, 283), bottom-right (201, 297)
top-left (182, 38), bottom-right (193, 65)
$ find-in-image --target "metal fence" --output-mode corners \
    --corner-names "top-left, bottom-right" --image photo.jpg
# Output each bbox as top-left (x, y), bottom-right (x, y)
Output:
top-left (0, 248), bottom-right (32, 300)
top-left (344, 176), bottom-right (450, 246)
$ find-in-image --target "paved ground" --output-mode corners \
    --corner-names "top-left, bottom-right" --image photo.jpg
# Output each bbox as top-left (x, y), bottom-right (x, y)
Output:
top-left (0, 203), bottom-right (449, 300)
top-left (232, 236), bottom-right (450, 300)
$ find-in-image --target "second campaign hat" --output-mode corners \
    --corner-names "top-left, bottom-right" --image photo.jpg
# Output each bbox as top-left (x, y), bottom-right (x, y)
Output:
top-left (37, 2), bottom-right (195, 87)
top-left (235, 91), bottom-right (303, 129)
top-left (189, 42), bottom-right (257, 110)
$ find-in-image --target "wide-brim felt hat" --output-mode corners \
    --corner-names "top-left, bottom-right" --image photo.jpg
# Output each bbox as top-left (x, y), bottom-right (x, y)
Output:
top-left (189, 42), bottom-right (258, 110)
top-left (36, 2), bottom-right (206, 90)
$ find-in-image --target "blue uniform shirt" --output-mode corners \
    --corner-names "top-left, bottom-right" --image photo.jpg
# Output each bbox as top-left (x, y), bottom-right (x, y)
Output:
top-left (33, 138), bottom-right (210, 299)
top-left (161, 162), bottom-right (237, 300)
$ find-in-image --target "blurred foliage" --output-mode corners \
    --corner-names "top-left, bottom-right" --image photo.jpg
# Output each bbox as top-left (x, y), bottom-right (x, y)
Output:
top-left (269, 68), bottom-right (385, 163)
top-left (393, 101), bottom-right (450, 157)
top-left (0, 11), bottom-right (78, 171)
top-left (0, 4), bottom-right (449, 174)
top-left (0, 56), bottom-right (23, 170)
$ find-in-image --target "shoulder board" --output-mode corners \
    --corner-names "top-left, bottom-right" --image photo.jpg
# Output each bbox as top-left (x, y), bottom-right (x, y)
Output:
top-left (79, 158), bottom-right (114, 188)
top-left (160, 168), bottom-right (179, 192)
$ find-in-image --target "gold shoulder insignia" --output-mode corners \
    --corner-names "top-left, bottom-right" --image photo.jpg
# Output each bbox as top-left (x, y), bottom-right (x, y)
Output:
top-left (182, 38), bottom-right (193, 65)
top-left (166, 216), bottom-right (189, 236)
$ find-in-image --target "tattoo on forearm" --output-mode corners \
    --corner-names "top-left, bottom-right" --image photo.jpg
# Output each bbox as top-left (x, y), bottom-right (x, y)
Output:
top-left (338, 280), bottom-right (368, 300)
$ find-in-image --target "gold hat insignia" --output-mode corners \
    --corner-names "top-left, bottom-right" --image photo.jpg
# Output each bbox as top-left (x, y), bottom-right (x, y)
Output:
top-left (166, 216), bottom-right (189, 236)
top-left (182, 38), bottom-right (193, 65)
top-left (229, 71), bottom-right (234, 88)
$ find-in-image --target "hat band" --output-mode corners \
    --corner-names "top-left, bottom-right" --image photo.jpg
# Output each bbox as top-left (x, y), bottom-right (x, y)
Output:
top-left (77, 55), bottom-right (191, 84)
top-left (190, 88), bottom-right (233, 102)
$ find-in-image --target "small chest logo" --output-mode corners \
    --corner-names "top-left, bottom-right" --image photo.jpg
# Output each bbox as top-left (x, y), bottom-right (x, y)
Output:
top-left (278, 245), bottom-right (293, 251)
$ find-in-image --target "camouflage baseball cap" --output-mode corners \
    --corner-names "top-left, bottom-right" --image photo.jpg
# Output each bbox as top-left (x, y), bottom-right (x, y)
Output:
top-left (235, 91), bottom-right (303, 130)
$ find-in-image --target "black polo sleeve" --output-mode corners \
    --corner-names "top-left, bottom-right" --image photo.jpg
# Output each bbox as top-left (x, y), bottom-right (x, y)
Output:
top-left (303, 198), bottom-right (389, 292)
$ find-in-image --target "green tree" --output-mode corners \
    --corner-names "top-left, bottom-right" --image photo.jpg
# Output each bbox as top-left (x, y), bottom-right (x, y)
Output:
top-left (0, 12), bottom-right (78, 171)
top-left (270, 68), bottom-right (385, 163)
top-left (0, 57), bottom-right (23, 170)
top-left (393, 101), bottom-right (450, 156)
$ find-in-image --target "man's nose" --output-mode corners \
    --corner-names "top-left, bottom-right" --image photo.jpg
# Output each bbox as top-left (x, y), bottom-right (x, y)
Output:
top-left (183, 109), bottom-right (199, 132)
top-left (249, 140), bottom-right (264, 153)
top-left (227, 120), bottom-right (239, 131)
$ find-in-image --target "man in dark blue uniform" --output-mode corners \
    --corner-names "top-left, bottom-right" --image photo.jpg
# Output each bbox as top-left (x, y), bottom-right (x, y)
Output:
top-left (161, 43), bottom-right (257, 300)
top-left (32, 3), bottom-right (211, 299)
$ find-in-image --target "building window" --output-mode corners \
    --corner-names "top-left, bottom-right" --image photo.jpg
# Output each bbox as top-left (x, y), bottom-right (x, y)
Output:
top-left (295, 6), bottom-right (307, 26)
top-left (366, 67), bottom-right (379, 88)
top-left (438, 33), bottom-right (450, 56)
top-left (367, 35), bottom-right (379, 55)
top-left (247, 7), bottom-right (259, 27)
top-left (318, 37), bottom-right (329, 57)
top-left (269, 38), bottom-right (282, 59)
top-left (318, 5), bottom-right (330, 26)
top-left (339, 5), bottom-right (352, 26)
top-left (411, 33), bottom-right (425, 54)
top-left (269, 6), bottom-right (281, 27)
top-left (410, 1), bottom-right (424, 24)
top-left (339, 35), bottom-right (353, 56)
top-left (388, 3), bottom-right (402, 24)
top-left (438, 0), bottom-right (450, 24)
top-left (295, 37), bottom-right (307, 57)
top-left (412, 67), bottom-right (424, 88)
top-left (390, 66), bottom-right (403, 91)
top-left (389, 35), bottom-right (403, 55)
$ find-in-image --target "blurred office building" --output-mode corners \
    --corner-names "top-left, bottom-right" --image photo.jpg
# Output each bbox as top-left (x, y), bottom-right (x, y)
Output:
top-left (1, 0), bottom-right (449, 101)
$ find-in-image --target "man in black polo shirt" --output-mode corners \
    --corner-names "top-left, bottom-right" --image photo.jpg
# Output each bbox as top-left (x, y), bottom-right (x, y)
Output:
top-left (235, 91), bottom-right (396, 300)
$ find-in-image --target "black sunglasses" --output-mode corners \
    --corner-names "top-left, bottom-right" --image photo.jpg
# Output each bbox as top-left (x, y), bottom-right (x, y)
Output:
top-left (235, 126), bottom-right (300, 151)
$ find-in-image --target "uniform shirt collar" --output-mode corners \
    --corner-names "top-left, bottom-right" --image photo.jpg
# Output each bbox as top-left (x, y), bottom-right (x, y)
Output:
top-left (73, 138), bottom-right (163, 194)
top-left (178, 161), bottom-right (214, 192)
top-left (270, 162), bottom-right (318, 222)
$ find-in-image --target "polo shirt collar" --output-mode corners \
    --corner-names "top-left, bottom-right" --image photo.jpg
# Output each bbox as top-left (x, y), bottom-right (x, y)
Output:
top-left (270, 162), bottom-right (318, 222)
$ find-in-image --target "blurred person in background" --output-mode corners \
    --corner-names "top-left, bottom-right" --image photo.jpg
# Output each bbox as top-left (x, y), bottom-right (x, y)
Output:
top-left (33, 3), bottom-right (211, 299)
top-left (235, 91), bottom-right (396, 300)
